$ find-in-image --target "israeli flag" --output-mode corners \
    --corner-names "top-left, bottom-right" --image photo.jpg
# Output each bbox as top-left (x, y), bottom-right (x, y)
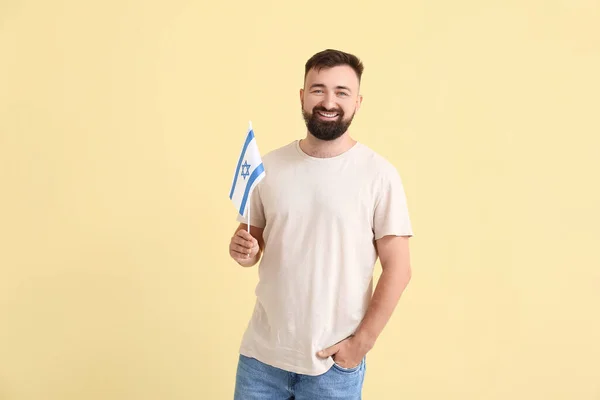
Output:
top-left (229, 121), bottom-right (266, 217)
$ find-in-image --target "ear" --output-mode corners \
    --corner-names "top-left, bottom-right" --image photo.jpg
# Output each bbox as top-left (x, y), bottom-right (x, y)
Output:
top-left (299, 88), bottom-right (304, 102)
top-left (355, 94), bottom-right (363, 113)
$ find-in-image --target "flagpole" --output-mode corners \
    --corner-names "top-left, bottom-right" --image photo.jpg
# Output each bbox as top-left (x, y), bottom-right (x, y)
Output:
top-left (247, 193), bottom-right (251, 233)
top-left (247, 120), bottom-right (253, 233)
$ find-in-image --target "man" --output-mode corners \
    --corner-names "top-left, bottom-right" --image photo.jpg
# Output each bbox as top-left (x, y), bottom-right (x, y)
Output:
top-left (228, 49), bottom-right (413, 399)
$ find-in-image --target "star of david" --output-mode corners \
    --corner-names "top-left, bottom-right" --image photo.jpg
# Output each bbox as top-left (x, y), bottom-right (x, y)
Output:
top-left (241, 160), bottom-right (251, 180)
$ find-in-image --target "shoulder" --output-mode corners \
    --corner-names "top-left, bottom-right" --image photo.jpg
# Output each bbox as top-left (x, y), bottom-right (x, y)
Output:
top-left (355, 142), bottom-right (401, 178)
top-left (255, 142), bottom-right (297, 192)
top-left (261, 141), bottom-right (297, 165)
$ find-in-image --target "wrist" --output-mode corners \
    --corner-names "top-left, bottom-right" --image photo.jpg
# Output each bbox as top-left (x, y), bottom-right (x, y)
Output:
top-left (352, 330), bottom-right (376, 352)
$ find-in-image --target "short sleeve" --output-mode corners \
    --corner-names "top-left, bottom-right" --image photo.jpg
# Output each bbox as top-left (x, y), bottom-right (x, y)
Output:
top-left (373, 167), bottom-right (413, 240)
top-left (236, 183), bottom-right (266, 228)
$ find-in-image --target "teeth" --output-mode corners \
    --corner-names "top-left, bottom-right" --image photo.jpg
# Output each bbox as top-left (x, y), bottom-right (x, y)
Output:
top-left (319, 111), bottom-right (338, 118)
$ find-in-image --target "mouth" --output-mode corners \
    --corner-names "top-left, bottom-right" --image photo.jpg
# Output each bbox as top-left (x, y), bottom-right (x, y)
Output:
top-left (316, 110), bottom-right (340, 120)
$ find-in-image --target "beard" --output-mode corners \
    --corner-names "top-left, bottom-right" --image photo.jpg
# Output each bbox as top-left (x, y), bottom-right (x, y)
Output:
top-left (302, 105), bottom-right (355, 141)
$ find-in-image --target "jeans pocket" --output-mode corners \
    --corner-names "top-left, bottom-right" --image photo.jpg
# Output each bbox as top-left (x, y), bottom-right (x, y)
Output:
top-left (332, 357), bottom-right (363, 373)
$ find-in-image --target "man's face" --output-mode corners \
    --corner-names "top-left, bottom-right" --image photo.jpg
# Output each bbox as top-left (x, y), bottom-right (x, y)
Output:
top-left (300, 65), bottom-right (362, 141)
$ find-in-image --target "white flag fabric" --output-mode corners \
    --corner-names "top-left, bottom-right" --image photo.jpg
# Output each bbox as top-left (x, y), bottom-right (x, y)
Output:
top-left (229, 123), bottom-right (266, 217)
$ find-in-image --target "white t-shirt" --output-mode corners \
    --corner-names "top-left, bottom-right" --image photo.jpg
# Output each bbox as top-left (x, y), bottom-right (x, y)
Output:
top-left (236, 139), bottom-right (413, 376)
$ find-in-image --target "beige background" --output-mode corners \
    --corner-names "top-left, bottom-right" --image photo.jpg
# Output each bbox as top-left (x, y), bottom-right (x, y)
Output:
top-left (1, 0), bottom-right (599, 399)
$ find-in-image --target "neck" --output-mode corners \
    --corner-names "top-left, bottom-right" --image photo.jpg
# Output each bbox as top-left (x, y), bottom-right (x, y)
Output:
top-left (299, 132), bottom-right (357, 158)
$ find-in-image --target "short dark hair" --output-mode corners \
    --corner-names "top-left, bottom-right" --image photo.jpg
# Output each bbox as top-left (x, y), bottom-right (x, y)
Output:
top-left (304, 49), bottom-right (364, 84)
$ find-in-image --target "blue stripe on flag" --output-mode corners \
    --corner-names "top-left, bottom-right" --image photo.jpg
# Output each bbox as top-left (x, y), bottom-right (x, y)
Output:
top-left (229, 129), bottom-right (255, 199)
top-left (238, 163), bottom-right (265, 216)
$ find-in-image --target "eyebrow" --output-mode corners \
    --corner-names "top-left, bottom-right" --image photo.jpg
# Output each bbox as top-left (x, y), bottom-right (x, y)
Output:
top-left (309, 83), bottom-right (352, 93)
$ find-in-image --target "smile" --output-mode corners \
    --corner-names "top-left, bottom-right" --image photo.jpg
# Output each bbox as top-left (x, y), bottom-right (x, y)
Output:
top-left (317, 111), bottom-right (339, 118)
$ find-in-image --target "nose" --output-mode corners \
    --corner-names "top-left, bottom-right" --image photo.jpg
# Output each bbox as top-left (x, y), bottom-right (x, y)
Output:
top-left (321, 93), bottom-right (336, 110)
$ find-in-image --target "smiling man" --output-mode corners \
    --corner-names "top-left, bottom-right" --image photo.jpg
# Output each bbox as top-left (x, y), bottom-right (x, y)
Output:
top-left (229, 49), bottom-right (414, 399)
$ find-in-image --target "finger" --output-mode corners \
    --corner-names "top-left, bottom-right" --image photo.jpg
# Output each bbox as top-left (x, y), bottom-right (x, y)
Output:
top-left (232, 236), bottom-right (254, 249)
top-left (235, 231), bottom-right (258, 244)
top-left (230, 249), bottom-right (250, 260)
top-left (236, 230), bottom-right (256, 242)
top-left (317, 343), bottom-right (340, 358)
top-left (231, 244), bottom-right (252, 254)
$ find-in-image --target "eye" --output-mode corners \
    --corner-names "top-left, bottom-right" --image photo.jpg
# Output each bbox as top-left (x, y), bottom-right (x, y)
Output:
top-left (338, 92), bottom-right (349, 97)
top-left (312, 90), bottom-right (324, 94)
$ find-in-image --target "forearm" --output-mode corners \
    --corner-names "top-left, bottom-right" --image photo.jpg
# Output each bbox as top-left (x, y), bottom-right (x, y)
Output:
top-left (353, 263), bottom-right (411, 349)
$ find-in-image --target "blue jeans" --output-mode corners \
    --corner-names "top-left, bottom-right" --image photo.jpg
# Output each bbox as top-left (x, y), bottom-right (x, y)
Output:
top-left (234, 354), bottom-right (366, 399)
